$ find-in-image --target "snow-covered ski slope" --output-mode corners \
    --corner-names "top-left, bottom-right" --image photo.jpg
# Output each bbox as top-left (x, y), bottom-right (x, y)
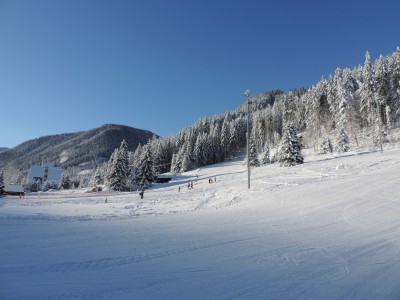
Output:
top-left (1, 146), bottom-right (400, 299)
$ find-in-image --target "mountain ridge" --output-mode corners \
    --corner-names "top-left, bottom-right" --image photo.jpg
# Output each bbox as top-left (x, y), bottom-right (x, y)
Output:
top-left (0, 124), bottom-right (156, 172)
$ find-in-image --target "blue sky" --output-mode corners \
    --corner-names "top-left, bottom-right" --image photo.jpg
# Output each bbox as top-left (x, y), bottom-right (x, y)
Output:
top-left (1, 0), bottom-right (399, 148)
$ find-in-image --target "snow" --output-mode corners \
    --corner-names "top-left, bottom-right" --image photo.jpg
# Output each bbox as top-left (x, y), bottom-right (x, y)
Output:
top-left (77, 169), bottom-right (92, 176)
top-left (1, 145), bottom-right (400, 299)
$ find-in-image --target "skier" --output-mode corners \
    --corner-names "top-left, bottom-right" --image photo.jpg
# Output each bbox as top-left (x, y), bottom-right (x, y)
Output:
top-left (139, 188), bottom-right (144, 199)
top-left (178, 186), bottom-right (180, 192)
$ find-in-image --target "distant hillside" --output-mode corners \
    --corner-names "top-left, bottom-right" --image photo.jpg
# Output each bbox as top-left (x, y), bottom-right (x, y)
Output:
top-left (0, 147), bottom-right (8, 153)
top-left (0, 124), bottom-right (156, 171)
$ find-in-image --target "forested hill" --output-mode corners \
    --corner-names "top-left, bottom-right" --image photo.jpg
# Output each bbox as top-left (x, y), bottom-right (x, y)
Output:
top-left (0, 148), bottom-right (8, 153)
top-left (149, 47), bottom-right (400, 175)
top-left (0, 124), bottom-right (156, 171)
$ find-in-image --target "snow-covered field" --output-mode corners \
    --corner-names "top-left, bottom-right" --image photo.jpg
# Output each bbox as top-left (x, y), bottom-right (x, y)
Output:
top-left (1, 146), bottom-right (400, 299)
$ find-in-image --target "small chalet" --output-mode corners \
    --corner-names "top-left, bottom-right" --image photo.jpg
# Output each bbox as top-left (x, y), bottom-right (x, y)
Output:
top-left (3, 184), bottom-right (24, 196)
top-left (154, 173), bottom-right (173, 183)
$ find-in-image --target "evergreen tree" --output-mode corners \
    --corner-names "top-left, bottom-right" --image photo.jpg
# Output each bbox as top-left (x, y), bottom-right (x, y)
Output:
top-left (253, 112), bottom-right (266, 151)
top-left (261, 144), bottom-right (271, 165)
top-left (335, 128), bottom-right (350, 153)
top-left (305, 87), bottom-right (321, 150)
top-left (135, 143), bottom-right (155, 189)
top-left (359, 51), bottom-right (376, 127)
top-left (320, 137), bottom-right (333, 154)
top-left (389, 47), bottom-right (400, 125)
top-left (209, 122), bottom-right (222, 164)
top-left (193, 132), bottom-right (211, 166)
top-left (0, 171), bottom-right (4, 194)
top-left (220, 120), bottom-right (230, 160)
top-left (105, 148), bottom-right (118, 185)
top-left (170, 153), bottom-right (178, 174)
top-left (106, 140), bottom-right (130, 191)
top-left (170, 151), bottom-right (182, 174)
top-left (180, 146), bottom-right (191, 173)
top-left (90, 167), bottom-right (103, 186)
top-left (277, 123), bottom-right (304, 166)
top-left (42, 180), bottom-right (59, 192)
top-left (229, 122), bottom-right (238, 156)
top-left (128, 144), bottom-right (142, 187)
top-left (375, 56), bottom-right (391, 126)
top-left (247, 138), bottom-right (260, 167)
top-left (60, 175), bottom-right (71, 190)
top-left (132, 144), bottom-right (142, 166)
top-left (150, 135), bottom-right (163, 175)
top-left (336, 69), bottom-right (351, 129)
top-left (372, 117), bottom-right (386, 150)
top-left (0, 171), bottom-right (4, 188)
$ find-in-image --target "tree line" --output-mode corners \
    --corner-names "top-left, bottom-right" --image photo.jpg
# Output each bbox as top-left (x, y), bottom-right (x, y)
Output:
top-left (82, 47), bottom-right (400, 190)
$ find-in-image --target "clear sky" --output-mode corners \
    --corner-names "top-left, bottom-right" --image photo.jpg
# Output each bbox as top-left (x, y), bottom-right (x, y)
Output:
top-left (1, 0), bottom-right (399, 148)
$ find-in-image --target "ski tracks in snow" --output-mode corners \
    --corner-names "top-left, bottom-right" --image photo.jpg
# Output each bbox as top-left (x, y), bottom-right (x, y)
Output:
top-left (0, 236), bottom-right (258, 275)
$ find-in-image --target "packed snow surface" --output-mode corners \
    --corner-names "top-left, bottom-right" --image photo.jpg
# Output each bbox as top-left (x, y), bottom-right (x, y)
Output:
top-left (1, 146), bottom-right (400, 299)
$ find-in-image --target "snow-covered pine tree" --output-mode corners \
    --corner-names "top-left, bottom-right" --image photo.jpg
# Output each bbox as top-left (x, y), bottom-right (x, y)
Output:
top-left (263, 108), bottom-right (274, 147)
top-left (277, 123), bottom-right (304, 166)
top-left (359, 51), bottom-right (376, 127)
top-left (335, 127), bottom-right (350, 153)
top-left (229, 122), bottom-right (238, 156)
top-left (106, 140), bottom-right (130, 191)
top-left (220, 120), bottom-right (230, 160)
top-left (0, 170), bottom-right (4, 188)
top-left (0, 171), bottom-right (4, 192)
top-left (135, 143), bottom-right (155, 189)
top-left (253, 112), bottom-right (266, 151)
top-left (375, 56), bottom-right (391, 127)
top-left (90, 167), bottom-right (103, 186)
top-left (180, 146), bottom-right (191, 173)
top-left (305, 86), bottom-right (321, 151)
top-left (60, 175), bottom-right (71, 190)
top-left (209, 122), bottom-right (222, 164)
top-left (389, 47), bottom-right (400, 125)
top-left (261, 144), bottom-right (271, 165)
top-left (42, 180), bottom-right (59, 192)
top-left (327, 69), bottom-right (341, 129)
top-left (149, 135), bottom-right (163, 175)
top-left (247, 137), bottom-right (260, 167)
top-left (105, 148), bottom-right (118, 185)
top-left (385, 105), bottom-right (392, 132)
top-left (193, 132), bottom-right (211, 166)
top-left (132, 144), bottom-right (142, 166)
top-left (320, 137), bottom-right (333, 154)
top-left (336, 69), bottom-right (351, 129)
top-left (170, 150), bottom-right (182, 174)
top-left (372, 117), bottom-right (386, 150)
top-left (334, 69), bottom-right (352, 153)
top-left (128, 144), bottom-right (142, 186)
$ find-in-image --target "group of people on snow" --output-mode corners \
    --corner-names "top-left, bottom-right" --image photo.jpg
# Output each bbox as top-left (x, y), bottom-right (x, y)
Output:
top-left (208, 177), bottom-right (216, 183)
top-left (131, 176), bottom-right (218, 198)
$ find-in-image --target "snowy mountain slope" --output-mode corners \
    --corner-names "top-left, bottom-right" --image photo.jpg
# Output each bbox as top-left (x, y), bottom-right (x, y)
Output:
top-left (0, 124), bottom-right (156, 170)
top-left (0, 145), bottom-right (400, 299)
